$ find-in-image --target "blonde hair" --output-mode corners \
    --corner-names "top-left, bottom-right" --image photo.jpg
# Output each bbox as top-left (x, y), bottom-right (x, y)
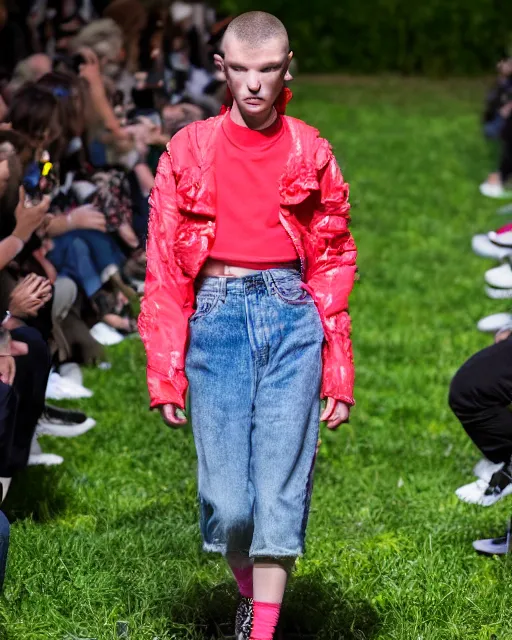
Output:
top-left (71, 19), bottom-right (123, 61)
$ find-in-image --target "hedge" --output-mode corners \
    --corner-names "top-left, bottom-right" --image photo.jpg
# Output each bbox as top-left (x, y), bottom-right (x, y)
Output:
top-left (217, 0), bottom-right (512, 75)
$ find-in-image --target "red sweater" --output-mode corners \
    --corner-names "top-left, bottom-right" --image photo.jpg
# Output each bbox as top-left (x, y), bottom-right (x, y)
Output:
top-left (210, 114), bottom-right (298, 268)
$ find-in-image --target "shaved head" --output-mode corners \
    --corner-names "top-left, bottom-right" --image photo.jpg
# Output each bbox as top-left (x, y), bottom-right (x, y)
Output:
top-left (215, 11), bottom-right (293, 128)
top-left (223, 11), bottom-right (289, 52)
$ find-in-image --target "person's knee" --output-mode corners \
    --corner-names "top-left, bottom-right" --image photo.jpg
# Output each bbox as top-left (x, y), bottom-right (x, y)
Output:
top-left (70, 237), bottom-right (90, 260)
top-left (11, 327), bottom-right (47, 360)
top-left (448, 361), bottom-right (480, 415)
top-left (52, 277), bottom-right (78, 323)
top-left (0, 512), bottom-right (9, 542)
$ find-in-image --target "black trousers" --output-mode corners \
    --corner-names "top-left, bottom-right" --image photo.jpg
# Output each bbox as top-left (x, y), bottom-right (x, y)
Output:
top-left (500, 116), bottom-right (512, 182)
top-left (0, 327), bottom-right (50, 476)
top-left (449, 338), bottom-right (512, 464)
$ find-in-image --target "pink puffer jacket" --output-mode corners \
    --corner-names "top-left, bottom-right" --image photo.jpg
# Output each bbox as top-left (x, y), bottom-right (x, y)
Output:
top-left (139, 110), bottom-right (357, 409)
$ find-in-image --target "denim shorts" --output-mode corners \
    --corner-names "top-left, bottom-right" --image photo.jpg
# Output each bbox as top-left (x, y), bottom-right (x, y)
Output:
top-left (185, 269), bottom-right (325, 558)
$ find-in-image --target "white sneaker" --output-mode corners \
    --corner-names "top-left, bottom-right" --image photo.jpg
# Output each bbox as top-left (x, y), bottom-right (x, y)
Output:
top-left (28, 435), bottom-right (64, 466)
top-left (473, 535), bottom-right (510, 555)
top-left (497, 204), bottom-right (512, 215)
top-left (130, 279), bottom-right (145, 295)
top-left (90, 322), bottom-right (124, 346)
top-left (472, 234), bottom-right (512, 260)
top-left (480, 181), bottom-right (510, 199)
top-left (37, 416), bottom-right (96, 438)
top-left (485, 264), bottom-right (512, 289)
top-left (28, 452), bottom-right (64, 466)
top-left (456, 466), bottom-right (512, 506)
top-left (485, 285), bottom-right (512, 299)
top-left (477, 313), bottom-right (512, 333)
top-left (59, 362), bottom-right (83, 387)
top-left (455, 478), bottom-right (490, 504)
top-left (473, 458), bottom-right (505, 481)
top-left (45, 372), bottom-right (93, 400)
top-left (0, 477), bottom-right (11, 502)
top-left (488, 230), bottom-right (512, 247)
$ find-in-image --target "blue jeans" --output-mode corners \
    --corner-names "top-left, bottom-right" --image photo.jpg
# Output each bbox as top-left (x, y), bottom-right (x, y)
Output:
top-left (48, 230), bottom-right (125, 298)
top-left (185, 269), bottom-right (324, 558)
top-left (0, 511), bottom-right (9, 590)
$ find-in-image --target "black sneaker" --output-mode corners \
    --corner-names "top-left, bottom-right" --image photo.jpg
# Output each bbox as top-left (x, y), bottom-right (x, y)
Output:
top-left (235, 597), bottom-right (253, 640)
top-left (481, 465), bottom-right (512, 506)
top-left (37, 405), bottom-right (96, 438)
top-left (473, 517), bottom-right (512, 555)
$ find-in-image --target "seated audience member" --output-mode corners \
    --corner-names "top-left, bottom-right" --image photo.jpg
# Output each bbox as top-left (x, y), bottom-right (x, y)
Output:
top-left (0, 0), bottom-right (29, 84)
top-left (0, 141), bottom-right (53, 478)
top-left (449, 325), bottom-right (512, 507)
top-left (480, 57), bottom-right (512, 198)
top-left (69, 18), bottom-right (136, 139)
top-left (103, 0), bottom-right (148, 74)
top-left (0, 128), bottom-right (105, 368)
top-left (4, 54), bottom-right (52, 103)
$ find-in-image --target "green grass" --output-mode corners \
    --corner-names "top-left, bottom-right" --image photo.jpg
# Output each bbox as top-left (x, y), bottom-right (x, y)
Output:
top-left (1, 76), bottom-right (510, 640)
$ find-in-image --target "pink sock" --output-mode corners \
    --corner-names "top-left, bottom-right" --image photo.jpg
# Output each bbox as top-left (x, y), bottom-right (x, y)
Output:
top-left (250, 601), bottom-right (281, 640)
top-left (232, 564), bottom-right (253, 598)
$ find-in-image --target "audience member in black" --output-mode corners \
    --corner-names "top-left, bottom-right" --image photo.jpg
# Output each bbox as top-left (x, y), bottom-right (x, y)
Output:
top-left (481, 57), bottom-right (512, 196)
top-left (449, 327), bottom-right (512, 507)
top-left (0, 0), bottom-right (30, 83)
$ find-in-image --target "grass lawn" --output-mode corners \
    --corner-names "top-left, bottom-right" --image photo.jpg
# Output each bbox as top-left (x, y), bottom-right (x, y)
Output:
top-left (1, 76), bottom-right (511, 640)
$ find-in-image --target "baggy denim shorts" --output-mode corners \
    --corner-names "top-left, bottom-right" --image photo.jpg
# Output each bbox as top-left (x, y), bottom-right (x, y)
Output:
top-left (185, 269), bottom-right (324, 558)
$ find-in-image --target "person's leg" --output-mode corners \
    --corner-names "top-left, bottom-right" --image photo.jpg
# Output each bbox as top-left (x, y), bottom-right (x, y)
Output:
top-left (5, 327), bottom-right (50, 475)
top-left (248, 270), bottom-right (324, 639)
top-left (499, 116), bottom-right (512, 183)
top-left (70, 229), bottom-right (125, 277)
top-left (0, 511), bottom-right (10, 591)
top-left (51, 276), bottom-right (78, 324)
top-left (449, 338), bottom-right (512, 464)
top-left (48, 235), bottom-right (103, 298)
top-left (0, 382), bottom-right (17, 481)
top-left (185, 277), bottom-right (255, 566)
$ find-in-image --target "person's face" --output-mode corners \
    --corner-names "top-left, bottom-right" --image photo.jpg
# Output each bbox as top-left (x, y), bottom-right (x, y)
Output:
top-left (498, 58), bottom-right (512, 78)
top-left (0, 160), bottom-right (10, 198)
top-left (216, 36), bottom-right (293, 121)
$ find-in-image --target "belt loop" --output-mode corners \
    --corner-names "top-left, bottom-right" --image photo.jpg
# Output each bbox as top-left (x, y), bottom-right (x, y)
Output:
top-left (262, 269), bottom-right (275, 296)
top-left (218, 276), bottom-right (228, 301)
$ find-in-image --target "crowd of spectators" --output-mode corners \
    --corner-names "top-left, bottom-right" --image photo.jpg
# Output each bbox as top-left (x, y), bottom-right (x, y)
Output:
top-left (447, 53), bottom-right (512, 556)
top-left (0, 0), bottom-right (233, 588)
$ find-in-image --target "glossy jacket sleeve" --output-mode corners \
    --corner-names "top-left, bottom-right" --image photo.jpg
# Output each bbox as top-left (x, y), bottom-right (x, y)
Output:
top-left (306, 139), bottom-right (357, 405)
top-left (138, 150), bottom-right (191, 409)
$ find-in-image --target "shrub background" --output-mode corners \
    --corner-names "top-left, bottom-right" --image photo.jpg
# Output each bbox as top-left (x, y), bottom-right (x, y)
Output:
top-left (218, 0), bottom-right (511, 76)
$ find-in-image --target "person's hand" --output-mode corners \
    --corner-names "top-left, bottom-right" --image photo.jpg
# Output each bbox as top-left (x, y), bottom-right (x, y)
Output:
top-left (499, 101), bottom-right (512, 119)
top-left (77, 46), bottom-right (103, 87)
top-left (159, 403), bottom-right (187, 428)
top-left (14, 187), bottom-right (51, 242)
top-left (495, 328), bottom-right (512, 343)
top-left (9, 274), bottom-right (52, 318)
top-left (0, 330), bottom-right (31, 384)
top-left (320, 398), bottom-right (351, 430)
top-left (0, 356), bottom-right (15, 386)
top-left (10, 341), bottom-right (27, 356)
top-left (70, 205), bottom-right (107, 232)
